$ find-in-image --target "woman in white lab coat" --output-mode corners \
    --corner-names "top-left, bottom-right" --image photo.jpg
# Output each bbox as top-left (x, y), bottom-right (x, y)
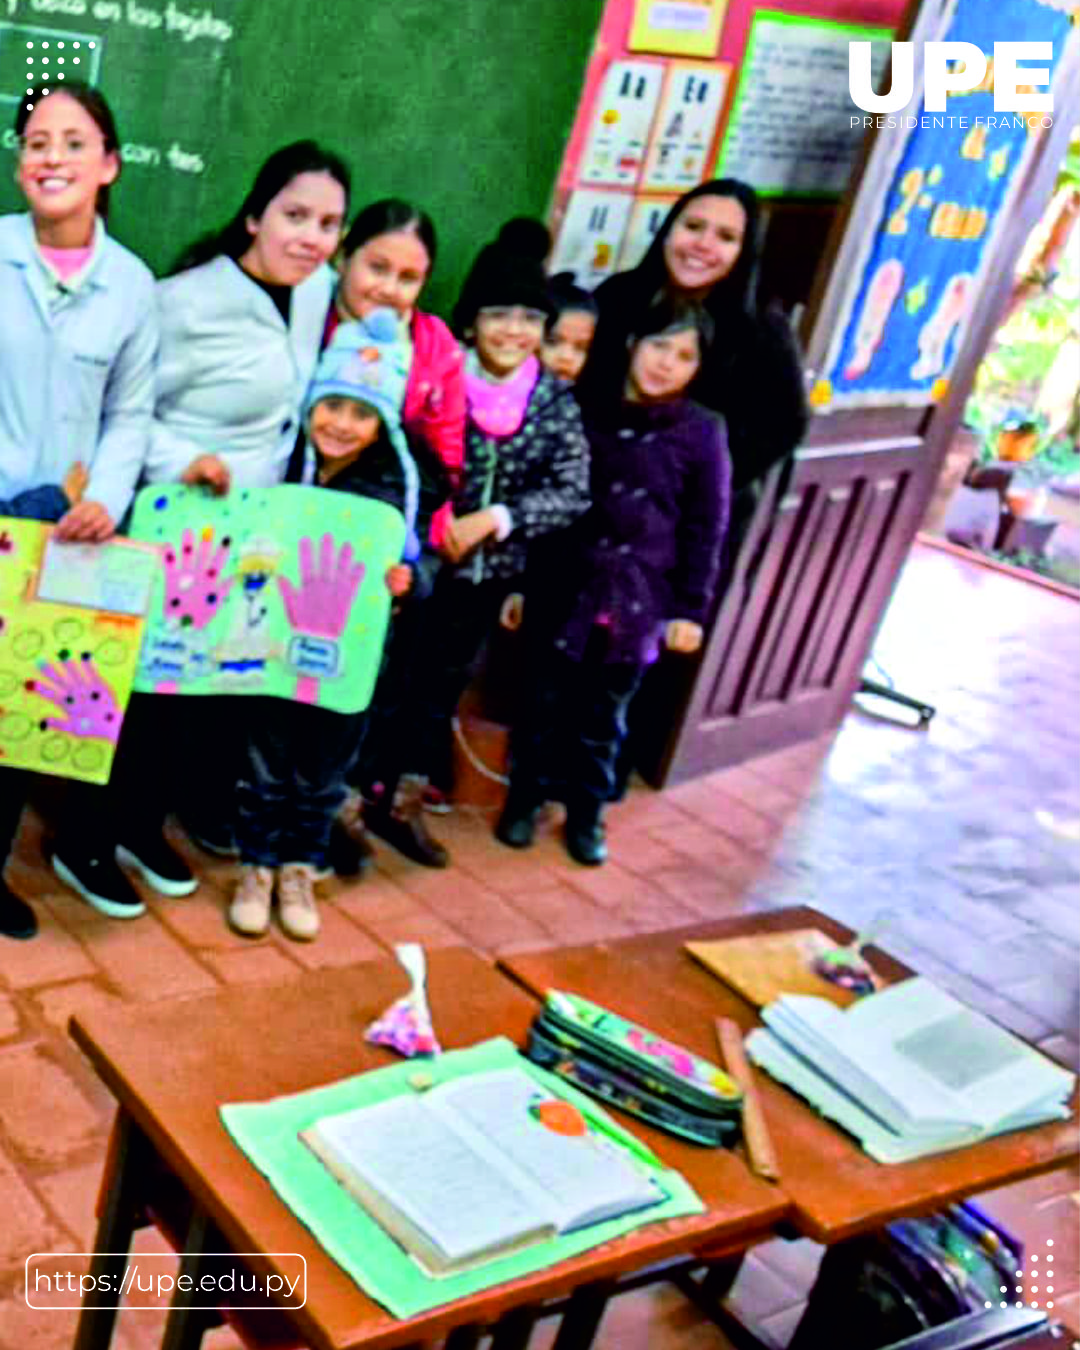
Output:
top-left (109, 141), bottom-right (351, 895)
top-left (0, 82), bottom-right (157, 941)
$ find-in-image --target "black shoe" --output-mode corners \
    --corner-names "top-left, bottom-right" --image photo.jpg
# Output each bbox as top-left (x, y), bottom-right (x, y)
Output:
top-left (564, 811), bottom-right (608, 867)
top-left (182, 818), bottom-right (240, 860)
top-left (0, 879), bottom-right (38, 940)
top-left (328, 816), bottom-right (375, 878)
top-left (366, 807), bottom-right (449, 869)
top-left (51, 850), bottom-right (146, 919)
top-left (116, 837), bottom-right (198, 898)
top-left (495, 795), bottom-right (542, 849)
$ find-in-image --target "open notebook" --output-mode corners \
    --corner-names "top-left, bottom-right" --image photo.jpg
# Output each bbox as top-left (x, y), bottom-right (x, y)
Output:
top-left (747, 976), bottom-right (1075, 1164)
top-left (301, 1066), bottom-right (667, 1276)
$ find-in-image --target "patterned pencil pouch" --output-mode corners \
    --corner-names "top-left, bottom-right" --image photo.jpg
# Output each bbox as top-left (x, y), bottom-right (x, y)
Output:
top-left (523, 990), bottom-right (743, 1147)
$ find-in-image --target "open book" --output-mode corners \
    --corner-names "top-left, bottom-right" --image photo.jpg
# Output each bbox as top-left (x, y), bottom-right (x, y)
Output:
top-left (747, 977), bottom-right (1075, 1164)
top-left (301, 1066), bottom-right (667, 1276)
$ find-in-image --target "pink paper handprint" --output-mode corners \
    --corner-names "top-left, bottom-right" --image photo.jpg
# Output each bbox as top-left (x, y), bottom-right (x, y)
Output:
top-left (29, 655), bottom-right (123, 744)
top-left (162, 528), bottom-right (235, 630)
top-left (278, 535), bottom-right (366, 704)
top-left (278, 534), bottom-right (365, 636)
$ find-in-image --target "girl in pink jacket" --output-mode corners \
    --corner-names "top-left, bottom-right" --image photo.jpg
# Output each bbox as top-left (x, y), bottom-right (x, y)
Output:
top-left (326, 200), bottom-right (467, 871)
top-left (328, 200), bottom-right (464, 542)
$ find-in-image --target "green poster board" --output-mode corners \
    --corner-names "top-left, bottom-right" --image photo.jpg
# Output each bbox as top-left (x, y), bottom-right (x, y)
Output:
top-left (128, 483), bottom-right (404, 713)
top-left (0, 0), bottom-right (603, 317)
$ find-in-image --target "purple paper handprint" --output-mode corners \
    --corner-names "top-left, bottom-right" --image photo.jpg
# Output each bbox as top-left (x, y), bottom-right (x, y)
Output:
top-left (162, 528), bottom-right (235, 630)
top-left (278, 535), bottom-right (365, 703)
top-left (29, 654), bottom-right (123, 744)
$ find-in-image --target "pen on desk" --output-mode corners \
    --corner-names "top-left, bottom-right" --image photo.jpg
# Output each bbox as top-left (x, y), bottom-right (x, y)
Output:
top-left (715, 1017), bottom-right (781, 1183)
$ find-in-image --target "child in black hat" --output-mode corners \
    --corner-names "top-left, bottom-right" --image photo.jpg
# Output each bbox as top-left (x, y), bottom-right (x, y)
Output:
top-left (386, 245), bottom-right (590, 862)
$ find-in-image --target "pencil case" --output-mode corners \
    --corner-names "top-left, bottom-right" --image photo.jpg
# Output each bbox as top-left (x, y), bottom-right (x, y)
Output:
top-left (523, 990), bottom-right (743, 1147)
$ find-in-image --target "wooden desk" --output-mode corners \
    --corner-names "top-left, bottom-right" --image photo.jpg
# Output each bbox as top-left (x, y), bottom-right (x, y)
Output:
top-left (69, 946), bottom-right (787, 1350)
top-left (497, 908), bottom-right (1080, 1244)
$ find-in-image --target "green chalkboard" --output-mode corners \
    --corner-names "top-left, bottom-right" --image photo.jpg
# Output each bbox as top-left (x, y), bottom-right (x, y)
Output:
top-left (0, 0), bottom-right (602, 316)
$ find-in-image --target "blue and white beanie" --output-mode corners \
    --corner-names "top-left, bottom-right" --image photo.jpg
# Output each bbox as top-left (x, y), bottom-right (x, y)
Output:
top-left (304, 307), bottom-right (421, 560)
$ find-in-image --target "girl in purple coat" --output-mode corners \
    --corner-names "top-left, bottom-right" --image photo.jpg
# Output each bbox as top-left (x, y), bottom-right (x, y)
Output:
top-left (496, 298), bottom-right (731, 865)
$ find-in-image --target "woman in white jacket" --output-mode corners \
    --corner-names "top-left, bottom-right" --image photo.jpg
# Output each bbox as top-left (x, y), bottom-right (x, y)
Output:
top-left (148, 141), bottom-right (349, 493)
top-left (104, 141), bottom-right (351, 911)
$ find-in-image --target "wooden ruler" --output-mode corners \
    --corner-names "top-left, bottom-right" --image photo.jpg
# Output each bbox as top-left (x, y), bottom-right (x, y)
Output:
top-left (715, 1017), bottom-right (781, 1182)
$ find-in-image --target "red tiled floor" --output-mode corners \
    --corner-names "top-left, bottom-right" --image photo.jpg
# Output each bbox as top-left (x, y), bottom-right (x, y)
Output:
top-left (0, 541), bottom-right (1077, 1347)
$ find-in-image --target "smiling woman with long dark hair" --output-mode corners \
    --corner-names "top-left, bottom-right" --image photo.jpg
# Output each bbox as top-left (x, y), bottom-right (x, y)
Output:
top-left (579, 178), bottom-right (807, 493)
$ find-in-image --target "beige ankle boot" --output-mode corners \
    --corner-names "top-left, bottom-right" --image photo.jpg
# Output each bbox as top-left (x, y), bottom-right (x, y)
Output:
top-left (276, 863), bottom-right (320, 942)
top-left (228, 866), bottom-right (273, 937)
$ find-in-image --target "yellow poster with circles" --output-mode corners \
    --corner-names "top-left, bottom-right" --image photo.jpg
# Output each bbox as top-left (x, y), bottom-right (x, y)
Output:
top-left (0, 519), bottom-right (150, 785)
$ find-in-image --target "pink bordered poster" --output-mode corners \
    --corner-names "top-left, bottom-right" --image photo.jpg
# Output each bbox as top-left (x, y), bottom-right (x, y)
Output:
top-left (0, 519), bottom-right (152, 784)
top-left (128, 484), bottom-right (405, 714)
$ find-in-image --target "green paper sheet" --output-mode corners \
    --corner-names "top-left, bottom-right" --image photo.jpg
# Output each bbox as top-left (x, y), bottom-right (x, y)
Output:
top-left (128, 484), bottom-right (406, 714)
top-left (220, 1037), bottom-right (704, 1320)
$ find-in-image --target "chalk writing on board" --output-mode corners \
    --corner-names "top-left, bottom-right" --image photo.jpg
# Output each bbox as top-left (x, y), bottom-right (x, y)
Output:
top-left (5, 2), bottom-right (232, 42)
top-left (718, 14), bottom-right (891, 198)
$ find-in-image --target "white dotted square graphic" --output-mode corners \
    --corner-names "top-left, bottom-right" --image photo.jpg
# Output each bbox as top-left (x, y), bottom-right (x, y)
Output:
top-left (0, 23), bottom-right (103, 106)
top-left (985, 1240), bottom-right (1057, 1312)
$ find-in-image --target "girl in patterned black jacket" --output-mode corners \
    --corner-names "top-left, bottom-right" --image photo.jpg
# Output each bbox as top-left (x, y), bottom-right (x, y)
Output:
top-left (392, 246), bottom-right (590, 862)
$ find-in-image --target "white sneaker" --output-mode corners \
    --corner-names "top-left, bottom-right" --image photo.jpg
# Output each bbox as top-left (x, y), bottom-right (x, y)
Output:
top-left (228, 866), bottom-right (273, 937)
top-left (276, 864), bottom-right (320, 942)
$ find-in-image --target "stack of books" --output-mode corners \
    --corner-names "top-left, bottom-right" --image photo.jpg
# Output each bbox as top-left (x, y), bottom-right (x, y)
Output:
top-left (746, 977), bottom-right (1075, 1164)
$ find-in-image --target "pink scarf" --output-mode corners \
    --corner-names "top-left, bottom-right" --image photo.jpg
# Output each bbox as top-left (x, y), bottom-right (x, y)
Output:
top-left (465, 355), bottom-right (540, 437)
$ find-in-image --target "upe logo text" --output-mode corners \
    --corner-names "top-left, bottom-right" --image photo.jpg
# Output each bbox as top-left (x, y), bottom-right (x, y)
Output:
top-left (849, 42), bottom-right (1053, 114)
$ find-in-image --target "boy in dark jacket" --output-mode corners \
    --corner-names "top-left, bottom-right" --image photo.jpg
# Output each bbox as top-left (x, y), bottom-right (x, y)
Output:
top-left (497, 298), bottom-right (732, 866)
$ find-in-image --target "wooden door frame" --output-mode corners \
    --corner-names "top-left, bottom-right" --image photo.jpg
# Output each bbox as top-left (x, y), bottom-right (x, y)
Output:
top-left (644, 24), bottom-right (1080, 786)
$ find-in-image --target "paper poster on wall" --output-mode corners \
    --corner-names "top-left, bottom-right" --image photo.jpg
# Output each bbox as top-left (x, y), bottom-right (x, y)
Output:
top-left (128, 484), bottom-right (405, 714)
top-left (642, 62), bottom-right (730, 192)
top-left (579, 60), bottom-right (665, 187)
top-left (815, 0), bottom-right (1071, 410)
top-left (0, 520), bottom-right (148, 785)
top-left (618, 195), bottom-right (679, 270)
top-left (550, 189), bottom-right (635, 288)
top-left (716, 12), bottom-right (891, 198)
top-left (628, 0), bottom-right (727, 58)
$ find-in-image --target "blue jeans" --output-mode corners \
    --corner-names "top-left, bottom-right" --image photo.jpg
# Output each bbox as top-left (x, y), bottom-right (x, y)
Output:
top-left (235, 699), bottom-right (367, 868)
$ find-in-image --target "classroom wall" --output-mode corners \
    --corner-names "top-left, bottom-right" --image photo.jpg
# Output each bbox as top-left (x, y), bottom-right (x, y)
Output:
top-left (548, 0), bottom-right (910, 287)
top-left (0, 0), bottom-right (604, 316)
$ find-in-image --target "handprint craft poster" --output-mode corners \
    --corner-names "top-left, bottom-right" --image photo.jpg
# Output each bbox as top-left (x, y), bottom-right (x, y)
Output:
top-left (128, 485), bottom-right (406, 715)
top-left (0, 520), bottom-right (148, 785)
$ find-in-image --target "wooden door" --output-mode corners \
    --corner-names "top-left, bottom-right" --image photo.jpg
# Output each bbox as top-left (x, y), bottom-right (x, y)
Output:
top-left (637, 0), bottom-right (1080, 786)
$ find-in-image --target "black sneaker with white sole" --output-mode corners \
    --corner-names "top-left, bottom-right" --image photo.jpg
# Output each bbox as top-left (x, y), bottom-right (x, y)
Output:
top-left (51, 851), bottom-right (147, 919)
top-left (116, 838), bottom-right (198, 898)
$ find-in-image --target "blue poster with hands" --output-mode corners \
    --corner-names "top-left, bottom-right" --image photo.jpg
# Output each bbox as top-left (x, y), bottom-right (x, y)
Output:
top-left (817, 0), bottom-right (1070, 412)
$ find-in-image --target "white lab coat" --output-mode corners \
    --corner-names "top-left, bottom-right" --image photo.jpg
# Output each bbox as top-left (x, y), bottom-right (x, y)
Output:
top-left (0, 213), bottom-right (157, 522)
top-left (146, 256), bottom-right (334, 487)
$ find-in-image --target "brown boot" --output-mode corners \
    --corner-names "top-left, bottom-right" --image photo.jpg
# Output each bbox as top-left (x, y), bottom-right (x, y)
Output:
top-left (329, 792), bottom-right (376, 877)
top-left (366, 775), bottom-right (449, 869)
